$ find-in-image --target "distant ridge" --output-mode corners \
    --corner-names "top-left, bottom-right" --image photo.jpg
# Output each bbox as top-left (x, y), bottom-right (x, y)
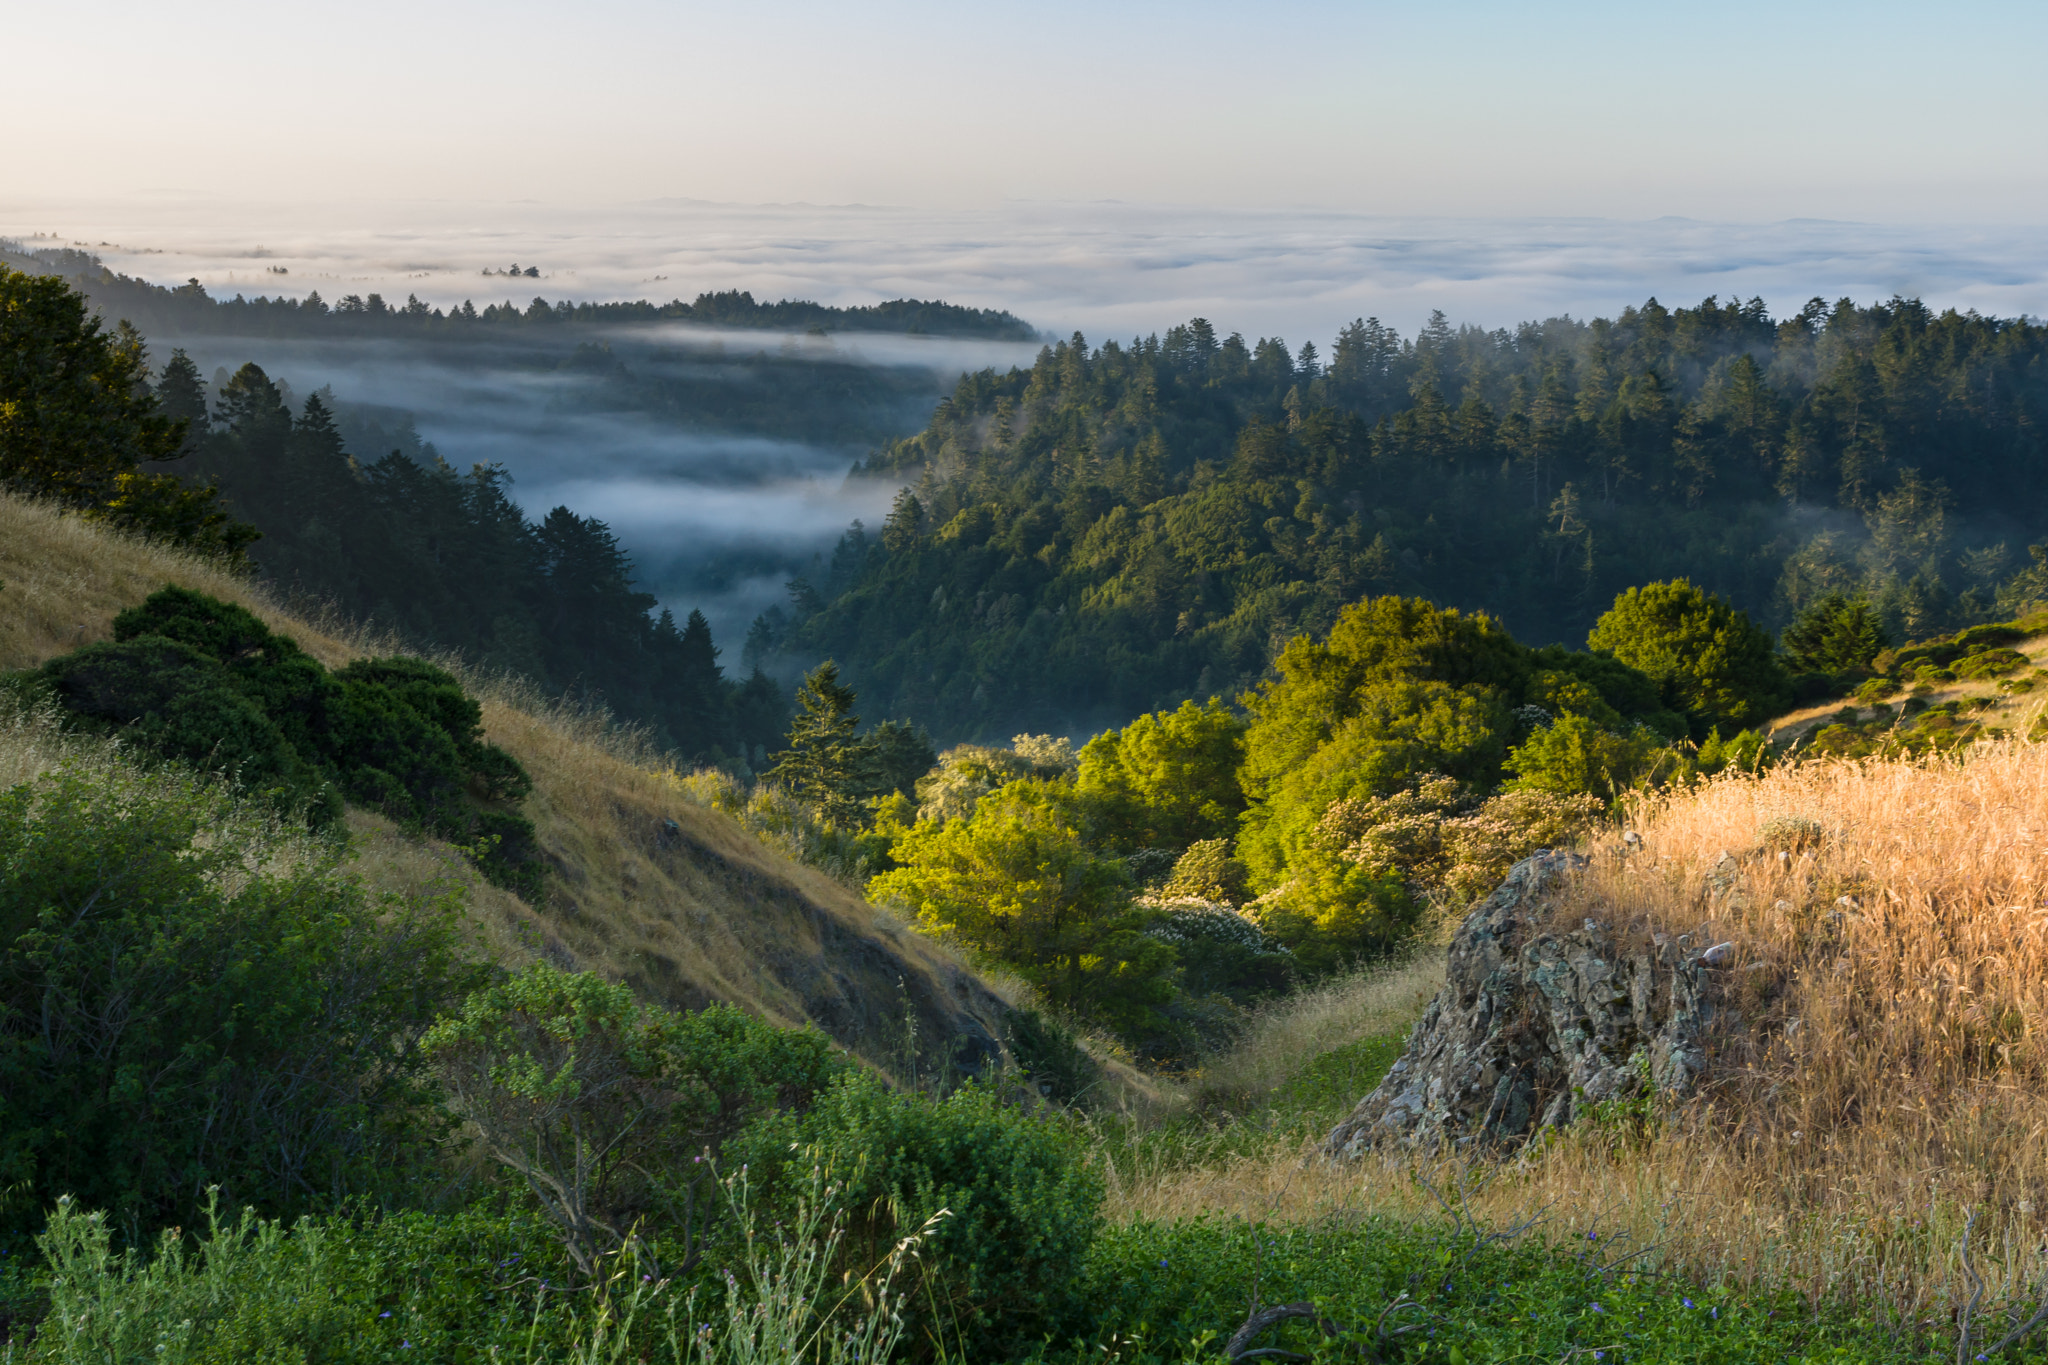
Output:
top-left (0, 239), bottom-right (1041, 342)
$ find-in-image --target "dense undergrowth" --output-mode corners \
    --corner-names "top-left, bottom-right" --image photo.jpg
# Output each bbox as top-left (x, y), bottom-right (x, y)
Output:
top-left (1, 992), bottom-right (2005, 1365)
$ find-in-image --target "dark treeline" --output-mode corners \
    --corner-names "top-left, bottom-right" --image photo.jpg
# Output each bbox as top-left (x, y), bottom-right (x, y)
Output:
top-left (158, 354), bottom-right (789, 768)
top-left (0, 239), bottom-right (1037, 341)
top-left (769, 298), bottom-right (2048, 742)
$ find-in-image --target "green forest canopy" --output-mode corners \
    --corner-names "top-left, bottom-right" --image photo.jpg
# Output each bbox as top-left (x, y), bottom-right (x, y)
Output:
top-left (772, 296), bottom-right (2048, 743)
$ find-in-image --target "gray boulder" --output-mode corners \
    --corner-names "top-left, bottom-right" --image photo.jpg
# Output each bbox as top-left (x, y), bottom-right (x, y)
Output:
top-left (1324, 850), bottom-right (1715, 1158)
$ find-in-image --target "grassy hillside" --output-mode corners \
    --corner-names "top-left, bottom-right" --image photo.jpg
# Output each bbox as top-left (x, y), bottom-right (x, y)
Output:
top-left (1109, 731), bottom-right (2048, 1335)
top-left (1767, 613), bottom-right (2048, 753)
top-left (0, 488), bottom-right (1011, 1078)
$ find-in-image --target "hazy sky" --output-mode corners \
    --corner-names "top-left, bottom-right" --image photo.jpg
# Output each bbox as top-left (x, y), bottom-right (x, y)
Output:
top-left (6, 0), bottom-right (2046, 220)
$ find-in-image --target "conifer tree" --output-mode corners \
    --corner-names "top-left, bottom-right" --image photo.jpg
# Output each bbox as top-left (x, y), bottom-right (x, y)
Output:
top-left (1781, 593), bottom-right (1889, 675)
top-left (0, 266), bottom-right (253, 558)
top-left (765, 660), bottom-right (874, 824)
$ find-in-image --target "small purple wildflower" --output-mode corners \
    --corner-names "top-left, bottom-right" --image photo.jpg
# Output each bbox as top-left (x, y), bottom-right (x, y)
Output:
top-left (379, 1311), bottom-right (392, 1319)
top-left (1682, 1298), bottom-right (1694, 1309)
top-left (1591, 1302), bottom-right (1603, 1313)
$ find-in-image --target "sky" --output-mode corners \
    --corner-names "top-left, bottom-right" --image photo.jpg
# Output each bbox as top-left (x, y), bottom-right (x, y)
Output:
top-left (4, 0), bottom-right (2046, 222)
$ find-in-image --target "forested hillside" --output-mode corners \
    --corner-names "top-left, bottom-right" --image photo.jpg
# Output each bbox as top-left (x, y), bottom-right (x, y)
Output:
top-left (159, 355), bottom-right (792, 768)
top-left (777, 298), bottom-right (2048, 741)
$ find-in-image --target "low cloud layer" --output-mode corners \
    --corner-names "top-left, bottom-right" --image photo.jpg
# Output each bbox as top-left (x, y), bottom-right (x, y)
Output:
top-left (8, 197), bottom-right (2046, 348)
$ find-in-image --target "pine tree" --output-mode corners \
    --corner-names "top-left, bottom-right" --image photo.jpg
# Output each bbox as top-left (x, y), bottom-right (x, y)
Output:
top-left (1781, 593), bottom-right (1889, 675)
top-left (155, 349), bottom-right (209, 452)
top-left (0, 266), bottom-right (251, 558)
top-left (765, 661), bottom-right (874, 824)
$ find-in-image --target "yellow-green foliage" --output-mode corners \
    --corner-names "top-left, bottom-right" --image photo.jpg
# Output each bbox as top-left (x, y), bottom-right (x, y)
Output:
top-left (867, 782), bottom-right (1174, 1032)
top-left (913, 733), bottom-right (1073, 824)
top-left (1075, 696), bottom-right (1244, 849)
top-left (1312, 777), bottom-right (1604, 908)
top-left (1160, 838), bottom-right (1250, 904)
top-left (1587, 578), bottom-right (1790, 735)
top-left (1503, 711), bottom-right (1668, 800)
top-left (1237, 598), bottom-right (1528, 894)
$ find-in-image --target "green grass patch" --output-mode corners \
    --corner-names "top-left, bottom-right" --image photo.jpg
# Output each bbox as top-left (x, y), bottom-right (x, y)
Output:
top-left (1265, 1030), bottom-right (1409, 1121)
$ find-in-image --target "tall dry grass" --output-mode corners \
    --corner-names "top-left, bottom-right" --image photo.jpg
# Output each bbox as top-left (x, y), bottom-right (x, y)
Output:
top-left (1116, 736), bottom-right (2048, 1320)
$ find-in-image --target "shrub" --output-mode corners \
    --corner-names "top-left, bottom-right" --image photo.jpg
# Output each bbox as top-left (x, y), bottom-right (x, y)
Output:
top-left (1305, 775), bottom-right (1604, 912)
top-left (1504, 711), bottom-right (1667, 800)
top-left (1144, 898), bottom-right (1294, 1002)
top-left (1781, 592), bottom-right (1890, 676)
top-left (1588, 579), bottom-right (1790, 737)
top-left (1160, 837), bottom-right (1250, 903)
top-left (0, 765), bottom-right (478, 1238)
top-left (1075, 697), bottom-right (1246, 849)
top-left (422, 964), bottom-right (847, 1278)
top-left (1952, 647), bottom-right (2029, 680)
top-left (1003, 1007), bottom-right (1103, 1104)
top-left (23, 587), bottom-right (543, 894)
top-left (23, 1191), bottom-right (598, 1363)
top-left (733, 1072), bottom-right (1103, 1359)
top-left (912, 735), bottom-right (1072, 826)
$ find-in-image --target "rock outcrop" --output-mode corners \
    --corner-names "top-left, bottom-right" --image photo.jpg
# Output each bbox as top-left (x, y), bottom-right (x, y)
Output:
top-left (1325, 850), bottom-right (1715, 1157)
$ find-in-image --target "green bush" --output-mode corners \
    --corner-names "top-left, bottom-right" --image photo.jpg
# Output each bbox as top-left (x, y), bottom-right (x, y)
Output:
top-left (1074, 697), bottom-right (1246, 850)
top-left (22, 1191), bottom-right (601, 1364)
top-left (1503, 712), bottom-right (1666, 801)
top-left (423, 964), bottom-right (847, 1278)
top-left (0, 764), bottom-right (480, 1239)
top-left (1002, 1007), bottom-right (1104, 1106)
top-left (734, 1072), bottom-right (1103, 1359)
top-left (868, 782), bottom-right (1176, 1038)
top-left (21, 587), bottom-right (543, 895)
top-left (1781, 592), bottom-right (1891, 676)
top-left (1588, 579), bottom-right (1790, 737)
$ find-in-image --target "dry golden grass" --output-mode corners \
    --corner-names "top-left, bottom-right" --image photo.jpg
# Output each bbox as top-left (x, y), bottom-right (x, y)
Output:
top-left (0, 492), bottom-right (363, 672)
top-left (0, 493), bottom-right (1010, 1074)
top-left (1113, 737), bottom-right (2048, 1318)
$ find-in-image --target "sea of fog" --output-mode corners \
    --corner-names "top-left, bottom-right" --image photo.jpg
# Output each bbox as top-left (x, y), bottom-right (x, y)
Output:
top-left (8, 197), bottom-right (2047, 646)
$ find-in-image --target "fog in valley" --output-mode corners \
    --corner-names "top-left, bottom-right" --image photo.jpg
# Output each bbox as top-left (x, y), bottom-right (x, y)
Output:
top-left (132, 324), bottom-right (1041, 644)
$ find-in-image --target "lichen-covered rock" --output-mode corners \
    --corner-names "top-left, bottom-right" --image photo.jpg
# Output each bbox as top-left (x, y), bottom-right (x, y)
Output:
top-left (1324, 850), bottom-right (1714, 1157)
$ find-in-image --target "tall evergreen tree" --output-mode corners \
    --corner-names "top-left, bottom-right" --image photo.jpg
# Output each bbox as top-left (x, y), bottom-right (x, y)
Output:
top-left (765, 661), bottom-right (874, 824)
top-left (1781, 593), bottom-right (1889, 675)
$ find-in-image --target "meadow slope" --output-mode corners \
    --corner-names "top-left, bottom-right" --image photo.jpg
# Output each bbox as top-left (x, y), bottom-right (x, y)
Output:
top-left (0, 489), bottom-right (1011, 1077)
